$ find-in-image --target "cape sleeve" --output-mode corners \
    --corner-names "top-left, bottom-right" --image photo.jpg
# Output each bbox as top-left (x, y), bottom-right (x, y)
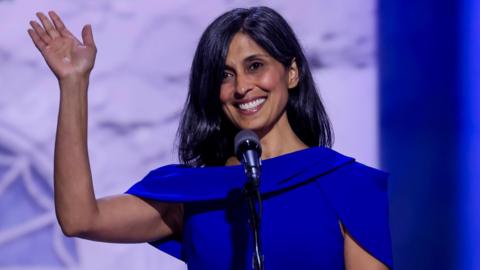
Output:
top-left (125, 164), bottom-right (247, 261)
top-left (316, 161), bottom-right (394, 269)
top-left (125, 165), bottom-right (188, 261)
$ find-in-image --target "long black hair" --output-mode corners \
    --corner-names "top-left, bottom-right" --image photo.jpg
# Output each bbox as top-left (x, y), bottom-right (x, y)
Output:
top-left (177, 6), bottom-right (333, 167)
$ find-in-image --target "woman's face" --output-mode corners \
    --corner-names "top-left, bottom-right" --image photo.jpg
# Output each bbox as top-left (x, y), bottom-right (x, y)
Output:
top-left (220, 32), bottom-right (298, 134)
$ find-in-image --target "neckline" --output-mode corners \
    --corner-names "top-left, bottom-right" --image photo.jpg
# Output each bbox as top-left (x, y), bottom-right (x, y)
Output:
top-left (203, 146), bottom-right (330, 169)
top-left (262, 146), bottom-right (327, 163)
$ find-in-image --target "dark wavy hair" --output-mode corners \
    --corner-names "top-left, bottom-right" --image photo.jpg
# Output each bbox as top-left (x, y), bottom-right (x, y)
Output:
top-left (177, 6), bottom-right (333, 167)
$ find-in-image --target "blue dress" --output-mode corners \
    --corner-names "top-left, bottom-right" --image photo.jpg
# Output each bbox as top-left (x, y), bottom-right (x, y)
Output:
top-left (126, 147), bottom-right (393, 269)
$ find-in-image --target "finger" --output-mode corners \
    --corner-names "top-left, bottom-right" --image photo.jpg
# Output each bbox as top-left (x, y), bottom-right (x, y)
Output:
top-left (27, 28), bottom-right (47, 52)
top-left (36, 12), bottom-right (60, 39)
top-left (48, 11), bottom-right (79, 42)
top-left (29, 20), bottom-right (52, 44)
top-left (81, 24), bottom-right (96, 48)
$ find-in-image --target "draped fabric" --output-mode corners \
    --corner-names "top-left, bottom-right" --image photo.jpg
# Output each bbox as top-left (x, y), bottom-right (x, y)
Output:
top-left (126, 147), bottom-right (393, 269)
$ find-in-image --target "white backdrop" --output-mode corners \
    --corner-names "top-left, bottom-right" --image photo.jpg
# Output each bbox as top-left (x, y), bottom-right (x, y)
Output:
top-left (0, 0), bottom-right (377, 269)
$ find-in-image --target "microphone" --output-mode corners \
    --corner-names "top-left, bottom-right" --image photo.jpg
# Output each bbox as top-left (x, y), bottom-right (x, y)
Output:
top-left (234, 129), bottom-right (264, 270)
top-left (234, 129), bottom-right (262, 188)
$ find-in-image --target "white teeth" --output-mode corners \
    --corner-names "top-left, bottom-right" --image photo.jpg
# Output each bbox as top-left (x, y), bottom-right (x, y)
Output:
top-left (238, 98), bottom-right (266, 110)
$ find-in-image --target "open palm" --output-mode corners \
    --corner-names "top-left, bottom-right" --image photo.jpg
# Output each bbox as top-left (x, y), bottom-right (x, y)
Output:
top-left (28, 11), bottom-right (97, 80)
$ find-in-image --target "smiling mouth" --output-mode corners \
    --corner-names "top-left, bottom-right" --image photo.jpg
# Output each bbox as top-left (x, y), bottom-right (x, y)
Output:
top-left (237, 98), bottom-right (266, 113)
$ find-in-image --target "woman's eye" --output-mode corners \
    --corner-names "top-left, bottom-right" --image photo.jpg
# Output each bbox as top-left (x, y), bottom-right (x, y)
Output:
top-left (223, 71), bottom-right (233, 80)
top-left (249, 62), bottom-right (263, 71)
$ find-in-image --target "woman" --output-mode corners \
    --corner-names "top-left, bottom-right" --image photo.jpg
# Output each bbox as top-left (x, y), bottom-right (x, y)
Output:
top-left (28, 6), bottom-right (392, 270)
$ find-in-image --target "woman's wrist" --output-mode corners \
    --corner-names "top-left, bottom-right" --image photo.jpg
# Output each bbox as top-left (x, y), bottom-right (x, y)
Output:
top-left (58, 74), bottom-right (90, 93)
top-left (59, 72), bottom-right (90, 83)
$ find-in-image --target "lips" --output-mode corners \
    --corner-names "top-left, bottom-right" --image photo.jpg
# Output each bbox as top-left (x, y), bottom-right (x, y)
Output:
top-left (236, 97), bottom-right (266, 114)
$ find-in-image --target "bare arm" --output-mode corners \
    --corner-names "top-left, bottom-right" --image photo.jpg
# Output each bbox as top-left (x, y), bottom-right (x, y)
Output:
top-left (28, 11), bottom-right (181, 242)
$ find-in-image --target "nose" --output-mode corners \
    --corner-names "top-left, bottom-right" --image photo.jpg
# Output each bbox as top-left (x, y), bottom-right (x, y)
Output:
top-left (235, 74), bottom-right (253, 97)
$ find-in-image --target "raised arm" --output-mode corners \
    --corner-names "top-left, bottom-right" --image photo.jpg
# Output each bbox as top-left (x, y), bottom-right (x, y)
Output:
top-left (28, 11), bottom-right (182, 243)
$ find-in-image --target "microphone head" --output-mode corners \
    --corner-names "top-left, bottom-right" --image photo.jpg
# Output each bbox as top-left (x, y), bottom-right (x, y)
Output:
top-left (234, 129), bottom-right (262, 159)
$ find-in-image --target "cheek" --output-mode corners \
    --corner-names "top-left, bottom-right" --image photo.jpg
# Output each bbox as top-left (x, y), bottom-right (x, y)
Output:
top-left (219, 85), bottom-right (235, 121)
top-left (219, 92), bottom-right (236, 125)
top-left (219, 84), bottom-right (232, 104)
top-left (257, 69), bottom-right (288, 92)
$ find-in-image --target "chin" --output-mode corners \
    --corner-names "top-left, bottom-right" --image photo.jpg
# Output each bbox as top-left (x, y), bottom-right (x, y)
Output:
top-left (235, 122), bottom-right (272, 136)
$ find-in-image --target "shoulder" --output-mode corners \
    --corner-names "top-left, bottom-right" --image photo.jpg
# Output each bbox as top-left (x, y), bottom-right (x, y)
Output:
top-left (337, 160), bottom-right (389, 190)
top-left (312, 147), bottom-right (389, 191)
top-left (315, 152), bottom-right (390, 211)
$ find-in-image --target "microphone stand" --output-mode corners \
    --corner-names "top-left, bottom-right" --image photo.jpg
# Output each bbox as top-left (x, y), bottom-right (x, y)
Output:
top-left (244, 177), bottom-right (264, 270)
top-left (234, 129), bottom-right (264, 270)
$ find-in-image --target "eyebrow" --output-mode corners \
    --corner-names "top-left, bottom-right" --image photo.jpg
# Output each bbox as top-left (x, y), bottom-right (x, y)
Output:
top-left (244, 53), bottom-right (268, 62)
top-left (224, 54), bottom-right (269, 70)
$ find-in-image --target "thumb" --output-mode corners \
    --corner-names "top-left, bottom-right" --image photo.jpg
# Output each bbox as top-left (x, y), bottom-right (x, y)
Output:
top-left (81, 24), bottom-right (96, 48)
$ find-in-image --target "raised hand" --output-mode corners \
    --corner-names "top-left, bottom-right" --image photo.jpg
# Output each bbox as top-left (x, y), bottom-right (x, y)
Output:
top-left (28, 11), bottom-right (97, 81)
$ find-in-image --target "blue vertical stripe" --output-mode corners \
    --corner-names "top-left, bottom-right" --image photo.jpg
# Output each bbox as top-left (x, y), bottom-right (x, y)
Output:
top-left (379, 0), bottom-right (460, 269)
top-left (461, 0), bottom-right (480, 269)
